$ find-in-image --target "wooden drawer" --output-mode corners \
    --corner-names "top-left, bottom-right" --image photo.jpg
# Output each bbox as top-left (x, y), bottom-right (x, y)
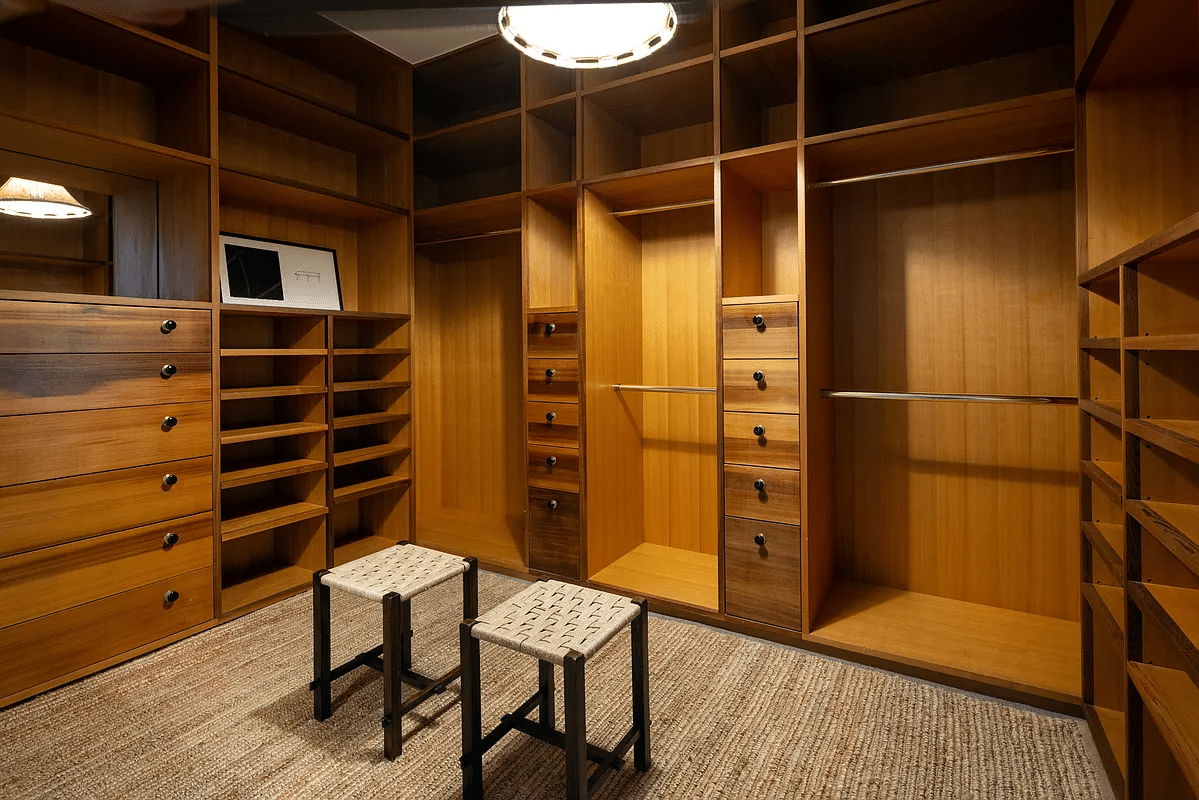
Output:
top-left (723, 359), bottom-right (799, 414)
top-left (0, 457), bottom-right (213, 557)
top-left (724, 463), bottom-right (801, 525)
top-left (527, 312), bottom-right (579, 358)
top-left (0, 513), bottom-right (212, 629)
top-left (723, 412), bottom-right (799, 470)
top-left (724, 516), bottom-right (801, 630)
top-left (528, 487), bottom-right (580, 578)
top-left (528, 444), bottom-right (581, 492)
top-left (0, 353), bottom-right (212, 416)
top-left (0, 300), bottom-right (210, 354)
top-left (528, 401), bottom-right (579, 447)
top-left (0, 402), bottom-right (211, 486)
top-left (527, 359), bottom-right (579, 403)
top-left (723, 302), bottom-right (798, 360)
top-left (0, 567), bottom-right (213, 702)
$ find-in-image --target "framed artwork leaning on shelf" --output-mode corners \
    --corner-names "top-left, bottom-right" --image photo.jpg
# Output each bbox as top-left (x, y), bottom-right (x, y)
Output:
top-left (219, 233), bottom-right (343, 310)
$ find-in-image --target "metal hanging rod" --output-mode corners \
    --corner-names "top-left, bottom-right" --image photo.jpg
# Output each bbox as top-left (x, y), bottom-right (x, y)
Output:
top-left (614, 384), bottom-right (717, 395)
top-left (415, 228), bottom-right (521, 247)
top-left (809, 146), bottom-right (1074, 189)
top-left (611, 199), bottom-right (714, 218)
top-left (822, 389), bottom-right (1077, 405)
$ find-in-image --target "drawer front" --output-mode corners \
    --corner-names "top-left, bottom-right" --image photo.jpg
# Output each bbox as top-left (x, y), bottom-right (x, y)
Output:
top-left (724, 516), bottom-right (801, 630)
top-left (528, 444), bottom-right (581, 492)
top-left (0, 402), bottom-right (211, 486)
top-left (0, 568), bottom-right (213, 702)
top-left (527, 313), bottom-right (579, 358)
top-left (723, 302), bottom-right (798, 360)
top-left (0, 457), bottom-right (213, 557)
top-left (724, 463), bottom-right (801, 525)
top-left (527, 359), bottom-right (579, 404)
top-left (0, 300), bottom-right (210, 354)
top-left (723, 412), bottom-right (800, 470)
top-left (0, 353), bottom-right (212, 415)
top-left (528, 488), bottom-right (580, 578)
top-left (528, 401), bottom-right (579, 447)
top-left (723, 359), bottom-right (800, 414)
top-left (0, 513), bottom-right (213, 629)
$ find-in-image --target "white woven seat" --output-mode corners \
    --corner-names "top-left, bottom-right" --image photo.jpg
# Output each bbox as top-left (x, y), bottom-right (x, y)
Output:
top-left (472, 579), bottom-right (641, 665)
top-left (321, 543), bottom-right (469, 602)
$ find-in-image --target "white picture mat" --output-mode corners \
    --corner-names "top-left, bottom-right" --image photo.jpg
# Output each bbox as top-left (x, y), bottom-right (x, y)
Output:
top-left (219, 234), bottom-right (342, 310)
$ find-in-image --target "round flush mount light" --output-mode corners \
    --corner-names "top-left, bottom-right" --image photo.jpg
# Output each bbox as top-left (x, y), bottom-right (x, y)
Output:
top-left (498, 3), bottom-right (677, 69)
top-left (0, 177), bottom-right (92, 220)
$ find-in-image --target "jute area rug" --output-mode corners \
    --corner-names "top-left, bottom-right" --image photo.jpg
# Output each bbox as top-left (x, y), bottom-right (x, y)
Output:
top-left (0, 572), bottom-right (1103, 800)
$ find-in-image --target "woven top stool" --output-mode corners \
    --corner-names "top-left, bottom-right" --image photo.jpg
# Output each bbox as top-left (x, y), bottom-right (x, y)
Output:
top-left (312, 542), bottom-right (478, 760)
top-left (460, 579), bottom-right (650, 800)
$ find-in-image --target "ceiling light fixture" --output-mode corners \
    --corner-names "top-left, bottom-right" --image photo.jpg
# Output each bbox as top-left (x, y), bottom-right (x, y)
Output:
top-left (498, 3), bottom-right (677, 69)
top-left (0, 177), bottom-right (92, 220)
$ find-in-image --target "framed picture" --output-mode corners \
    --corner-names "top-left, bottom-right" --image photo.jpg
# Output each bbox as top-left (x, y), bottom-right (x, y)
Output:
top-left (219, 233), bottom-right (343, 311)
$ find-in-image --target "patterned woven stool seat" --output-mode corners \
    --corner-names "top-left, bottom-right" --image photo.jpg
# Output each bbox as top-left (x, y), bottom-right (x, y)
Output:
top-left (461, 580), bottom-right (651, 800)
top-left (312, 542), bottom-right (478, 761)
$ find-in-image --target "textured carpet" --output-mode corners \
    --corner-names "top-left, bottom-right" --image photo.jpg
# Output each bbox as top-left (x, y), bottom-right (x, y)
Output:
top-left (0, 572), bottom-right (1103, 800)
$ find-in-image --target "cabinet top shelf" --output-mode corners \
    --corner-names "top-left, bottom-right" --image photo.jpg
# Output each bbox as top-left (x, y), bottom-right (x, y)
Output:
top-left (219, 168), bottom-right (409, 223)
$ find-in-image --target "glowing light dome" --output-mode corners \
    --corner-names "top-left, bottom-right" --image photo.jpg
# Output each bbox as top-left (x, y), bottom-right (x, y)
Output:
top-left (498, 3), bottom-right (677, 69)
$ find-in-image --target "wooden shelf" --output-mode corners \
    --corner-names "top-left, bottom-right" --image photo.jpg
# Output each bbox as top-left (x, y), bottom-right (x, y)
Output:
top-left (1084, 704), bottom-right (1128, 781)
top-left (416, 513), bottom-right (526, 571)
top-left (722, 293), bottom-right (800, 306)
top-left (589, 543), bottom-right (719, 611)
top-left (334, 475), bottom-right (412, 504)
top-left (580, 54), bottom-right (713, 100)
top-left (219, 169), bottom-right (408, 223)
top-left (720, 29), bottom-right (797, 60)
top-left (719, 31), bottom-right (797, 121)
top-left (334, 412), bottom-right (411, 431)
top-left (333, 348), bottom-right (410, 357)
top-left (1127, 500), bottom-right (1199, 578)
top-left (0, 252), bottom-right (110, 272)
top-left (333, 310), bottom-right (412, 322)
top-left (808, 581), bottom-right (1081, 703)
top-left (1081, 337), bottom-right (1120, 350)
top-left (1082, 459), bottom-right (1124, 502)
top-left (585, 159), bottom-right (715, 213)
top-left (333, 534), bottom-right (397, 566)
top-left (413, 108), bottom-right (520, 143)
top-left (1127, 662), bottom-right (1199, 795)
top-left (333, 443), bottom-right (410, 468)
top-left (1083, 520), bottom-right (1126, 579)
top-left (1087, 211), bottom-right (1199, 279)
top-left (1124, 335), bottom-right (1199, 351)
top-left (221, 458), bottom-right (326, 489)
top-left (1084, 0), bottom-right (1199, 90)
top-left (414, 192), bottom-right (522, 244)
top-left (220, 385), bottom-right (327, 401)
top-left (414, 110), bottom-right (521, 211)
top-left (720, 141), bottom-right (798, 192)
top-left (220, 348), bottom-right (326, 357)
top-left (218, 67), bottom-right (408, 153)
top-left (220, 421), bottom-right (327, 445)
top-left (804, 90), bottom-right (1075, 186)
top-left (1129, 582), bottom-right (1199, 683)
top-left (1126, 419), bottom-right (1199, 465)
top-left (221, 501), bottom-right (327, 542)
top-left (526, 182), bottom-right (580, 209)
top-left (1080, 398), bottom-right (1122, 428)
top-left (332, 380), bottom-right (411, 394)
top-left (221, 564), bottom-right (311, 614)
top-left (1084, 582), bottom-right (1126, 642)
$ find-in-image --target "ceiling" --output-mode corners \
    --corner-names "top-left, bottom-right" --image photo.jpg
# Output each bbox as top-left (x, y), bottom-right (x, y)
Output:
top-left (320, 7), bottom-right (499, 64)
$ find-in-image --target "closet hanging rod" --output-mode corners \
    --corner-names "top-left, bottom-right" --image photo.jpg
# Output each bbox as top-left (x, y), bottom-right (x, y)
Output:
top-left (809, 145), bottom-right (1074, 189)
top-left (821, 390), bottom-right (1077, 405)
top-left (415, 228), bottom-right (522, 246)
top-left (610, 199), bottom-right (714, 218)
top-left (614, 384), bottom-right (717, 395)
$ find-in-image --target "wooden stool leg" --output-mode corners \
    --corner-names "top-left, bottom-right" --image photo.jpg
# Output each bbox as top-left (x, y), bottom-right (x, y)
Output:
top-left (538, 660), bottom-right (555, 726)
top-left (312, 570), bottom-right (331, 722)
top-left (460, 620), bottom-right (484, 800)
top-left (399, 595), bottom-right (413, 673)
top-left (632, 598), bottom-right (651, 771)
top-left (564, 651), bottom-right (587, 800)
top-left (383, 592), bottom-right (403, 761)
top-left (463, 556), bottom-right (479, 619)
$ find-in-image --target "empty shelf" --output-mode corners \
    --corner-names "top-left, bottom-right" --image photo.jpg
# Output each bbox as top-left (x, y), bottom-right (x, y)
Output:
top-left (1127, 663), bottom-right (1199, 795)
top-left (221, 385), bottom-right (326, 401)
top-left (221, 501), bottom-right (327, 541)
top-left (589, 543), bottom-right (719, 611)
top-left (333, 444), bottom-right (410, 468)
top-left (221, 564), bottom-right (311, 615)
top-left (334, 475), bottom-right (412, 504)
top-left (334, 412), bottom-right (411, 431)
top-left (221, 458), bottom-right (326, 489)
top-left (333, 380), bottom-right (412, 393)
top-left (1127, 500), bottom-right (1199, 577)
top-left (220, 421), bottom-right (327, 445)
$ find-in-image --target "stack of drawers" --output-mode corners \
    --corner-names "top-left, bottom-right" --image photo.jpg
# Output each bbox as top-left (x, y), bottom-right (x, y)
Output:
top-left (721, 301), bottom-right (802, 630)
top-left (0, 300), bottom-right (216, 704)
top-left (526, 311), bottom-right (582, 578)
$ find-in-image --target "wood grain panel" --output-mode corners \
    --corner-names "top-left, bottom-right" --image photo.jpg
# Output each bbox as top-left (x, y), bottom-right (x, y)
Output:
top-left (0, 457), bottom-right (212, 557)
top-left (527, 312), bottom-right (579, 357)
top-left (0, 568), bottom-right (212, 701)
top-left (724, 516), bottom-right (802, 630)
top-left (723, 301), bottom-right (799, 359)
top-left (0, 353), bottom-right (210, 415)
top-left (528, 444), bottom-right (580, 492)
top-left (723, 411), bottom-right (800, 469)
top-left (526, 196), bottom-right (577, 309)
top-left (0, 301), bottom-right (210, 353)
top-left (527, 401), bottom-right (579, 447)
top-left (0, 513), bottom-right (212, 629)
top-left (528, 487), bottom-right (580, 578)
top-left (724, 463), bottom-right (801, 525)
top-left (723, 358), bottom-right (800, 413)
top-left (527, 358), bottom-right (579, 403)
top-left (0, 402), bottom-right (211, 486)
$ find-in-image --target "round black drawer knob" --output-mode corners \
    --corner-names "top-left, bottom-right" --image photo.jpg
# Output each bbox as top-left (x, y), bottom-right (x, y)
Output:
top-left (546, 456), bottom-right (558, 467)
top-left (162, 416), bottom-right (178, 430)
top-left (161, 364), bottom-right (177, 378)
top-left (753, 371), bottom-right (765, 383)
top-left (753, 425), bottom-right (766, 437)
top-left (546, 368), bottom-right (556, 378)
top-left (164, 590), bottom-right (179, 603)
top-left (163, 473), bottom-right (179, 487)
top-left (163, 532), bottom-right (179, 547)
top-left (544, 323), bottom-right (556, 335)
top-left (753, 478), bottom-right (766, 491)
top-left (546, 412), bottom-right (557, 423)
top-left (752, 315), bottom-right (764, 327)
top-left (547, 500), bottom-right (558, 510)
top-left (161, 319), bottom-right (177, 334)
top-left (754, 534), bottom-right (766, 546)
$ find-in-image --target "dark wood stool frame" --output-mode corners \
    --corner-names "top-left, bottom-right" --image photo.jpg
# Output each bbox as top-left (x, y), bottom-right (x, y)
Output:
top-left (459, 596), bottom-right (651, 800)
top-left (312, 545), bottom-right (479, 760)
